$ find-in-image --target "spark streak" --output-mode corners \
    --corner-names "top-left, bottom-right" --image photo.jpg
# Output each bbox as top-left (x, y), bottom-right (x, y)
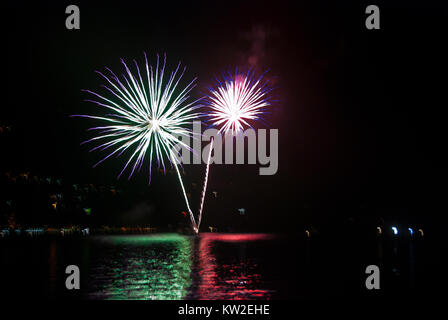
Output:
top-left (197, 137), bottom-right (213, 229)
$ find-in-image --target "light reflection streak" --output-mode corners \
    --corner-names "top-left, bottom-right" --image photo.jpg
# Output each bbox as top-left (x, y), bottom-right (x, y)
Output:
top-left (194, 233), bottom-right (275, 300)
top-left (86, 233), bottom-right (275, 300)
top-left (88, 234), bottom-right (192, 300)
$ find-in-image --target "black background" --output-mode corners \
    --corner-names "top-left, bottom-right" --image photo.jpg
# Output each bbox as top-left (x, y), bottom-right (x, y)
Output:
top-left (3, 0), bottom-right (448, 232)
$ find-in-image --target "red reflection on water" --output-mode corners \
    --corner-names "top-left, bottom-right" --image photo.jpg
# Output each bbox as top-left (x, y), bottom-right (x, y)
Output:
top-left (202, 233), bottom-right (275, 242)
top-left (196, 233), bottom-right (274, 300)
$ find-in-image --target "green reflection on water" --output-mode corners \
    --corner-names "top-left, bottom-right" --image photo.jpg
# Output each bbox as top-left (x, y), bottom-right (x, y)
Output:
top-left (89, 234), bottom-right (193, 300)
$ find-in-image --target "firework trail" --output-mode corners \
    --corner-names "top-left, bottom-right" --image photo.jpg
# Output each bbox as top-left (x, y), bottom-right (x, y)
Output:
top-left (73, 53), bottom-right (201, 232)
top-left (198, 136), bottom-right (213, 229)
top-left (198, 69), bottom-right (273, 230)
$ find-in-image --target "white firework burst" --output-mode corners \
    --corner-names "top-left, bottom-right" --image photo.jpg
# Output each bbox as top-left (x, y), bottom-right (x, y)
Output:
top-left (76, 53), bottom-right (200, 181)
top-left (73, 53), bottom-right (201, 231)
top-left (206, 70), bottom-right (272, 134)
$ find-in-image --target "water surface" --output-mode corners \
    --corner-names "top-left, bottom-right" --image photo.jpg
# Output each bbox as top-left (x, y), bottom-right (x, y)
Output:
top-left (1, 232), bottom-right (435, 300)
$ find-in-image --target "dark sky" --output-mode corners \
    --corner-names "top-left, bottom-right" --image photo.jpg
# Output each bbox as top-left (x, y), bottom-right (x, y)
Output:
top-left (4, 0), bottom-right (448, 229)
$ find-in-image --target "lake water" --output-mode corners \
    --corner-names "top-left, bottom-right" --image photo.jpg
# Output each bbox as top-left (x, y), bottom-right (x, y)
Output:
top-left (0, 232), bottom-right (438, 300)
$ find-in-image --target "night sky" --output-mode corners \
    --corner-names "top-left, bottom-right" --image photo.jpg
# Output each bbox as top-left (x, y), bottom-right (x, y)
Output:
top-left (3, 0), bottom-right (448, 231)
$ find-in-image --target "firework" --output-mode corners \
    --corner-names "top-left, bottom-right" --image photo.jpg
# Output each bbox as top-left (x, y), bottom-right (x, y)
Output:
top-left (206, 69), bottom-right (272, 134)
top-left (73, 53), bottom-right (201, 231)
top-left (198, 69), bottom-right (273, 229)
